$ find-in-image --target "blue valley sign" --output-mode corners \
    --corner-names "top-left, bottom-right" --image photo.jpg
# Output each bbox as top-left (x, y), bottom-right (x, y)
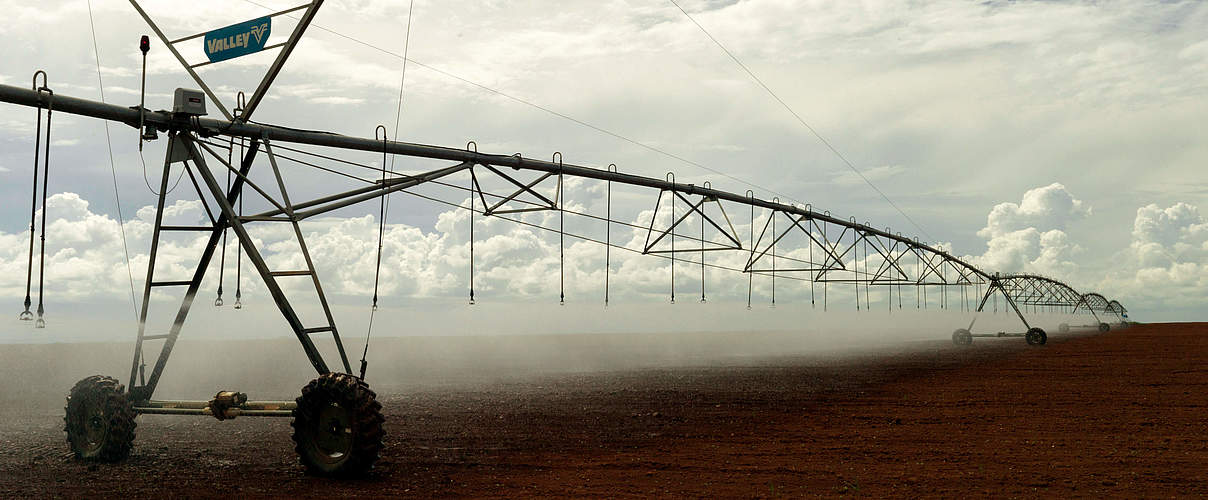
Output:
top-left (204, 16), bottom-right (272, 63)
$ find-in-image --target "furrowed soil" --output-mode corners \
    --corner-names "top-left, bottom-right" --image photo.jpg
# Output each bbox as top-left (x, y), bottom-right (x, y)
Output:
top-left (0, 322), bottom-right (1205, 497)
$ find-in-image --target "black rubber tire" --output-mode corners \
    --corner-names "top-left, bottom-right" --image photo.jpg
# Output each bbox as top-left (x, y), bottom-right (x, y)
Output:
top-left (1059, 323), bottom-right (1070, 333)
top-left (951, 328), bottom-right (973, 346)
top-left (292, 373), bottom-right (385, 477)
top-left (64, 375), bottom-right (136, 462)
top-left (1098, 322), bottom-right (1111, 333)
top-left (1025, 327), bottom-right (1048, 346)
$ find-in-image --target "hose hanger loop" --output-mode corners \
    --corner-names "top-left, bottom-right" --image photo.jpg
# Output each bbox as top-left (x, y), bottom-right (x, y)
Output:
top-left (32, 70), bottom-right (48, 92)
top-left (234, 91), bottom-right (247, 120)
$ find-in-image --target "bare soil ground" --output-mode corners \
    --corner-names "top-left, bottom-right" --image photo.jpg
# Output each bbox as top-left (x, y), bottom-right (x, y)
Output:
top-left (1, 323), bottom-right (1205, 498)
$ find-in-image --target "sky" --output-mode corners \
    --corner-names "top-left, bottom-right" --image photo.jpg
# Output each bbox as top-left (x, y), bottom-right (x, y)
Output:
top-left (0, 0), bottom-right (1206, 344)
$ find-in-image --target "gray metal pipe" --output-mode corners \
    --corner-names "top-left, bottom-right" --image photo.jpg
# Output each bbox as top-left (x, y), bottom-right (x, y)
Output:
top-left (0, 82), bottom-right (990, 280)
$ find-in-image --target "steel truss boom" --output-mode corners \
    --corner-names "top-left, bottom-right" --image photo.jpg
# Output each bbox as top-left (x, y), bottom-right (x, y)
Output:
top-left (0, 82), bottom-right (988, 281)
top-left (7, 4), bottom-right (1135, 474)
top-left (1, 82), bottom-right (1130, 366)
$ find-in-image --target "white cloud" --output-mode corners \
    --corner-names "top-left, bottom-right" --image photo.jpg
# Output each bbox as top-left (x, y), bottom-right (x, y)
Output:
top-left (961, 187), bottom-right (1208, 316)
top-left (969, 183), bottom-right (1087, 276)
top-left (1096, 202), bottom-right (1208, 312)
top-left (2, 1), bottom-right (1207, 323)
top-left (1131, 202), bottom-right (1207, 250)
top-left (977, 183), bottom-right (1090, 239)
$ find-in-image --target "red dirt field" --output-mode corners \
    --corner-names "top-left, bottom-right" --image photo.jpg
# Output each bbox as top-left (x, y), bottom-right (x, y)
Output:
top-left (1, 322), bottom-right (1206, 497)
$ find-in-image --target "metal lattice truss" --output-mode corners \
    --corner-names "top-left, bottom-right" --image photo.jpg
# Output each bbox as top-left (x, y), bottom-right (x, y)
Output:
top-left (0, 0), bottom-right (1131, 400)
top-left (0, 80), bottom-right (1135, 396)
top-left (994, 274), bottom-right (1083, 310)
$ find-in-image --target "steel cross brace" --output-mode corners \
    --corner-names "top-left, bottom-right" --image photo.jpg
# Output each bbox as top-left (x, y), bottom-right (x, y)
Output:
top-left (745, 212), bottom-right (843, 273)
top-left (966, 277), bottom-right (1032, 334)
top-left (128, 133), bottom-right (260, 401)
top-left (643, 190), bottom-right (742, 254)
top-left (479, 165), bottom-right (559, 216)
top-left (183, 134), bottom-right (346, 376)
top-left (861, 233), bottom-right (912, 283)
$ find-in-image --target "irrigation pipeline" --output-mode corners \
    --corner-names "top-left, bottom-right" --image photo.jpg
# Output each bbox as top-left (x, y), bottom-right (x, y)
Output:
top-left (0, 84), bottom-right (984, 275)
top-left (0, 82), bottom-right (1130, 328)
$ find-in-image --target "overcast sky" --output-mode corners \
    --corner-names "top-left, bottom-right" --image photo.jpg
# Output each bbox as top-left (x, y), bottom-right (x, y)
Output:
top-left (1, 0), bottom-right (1206, 344)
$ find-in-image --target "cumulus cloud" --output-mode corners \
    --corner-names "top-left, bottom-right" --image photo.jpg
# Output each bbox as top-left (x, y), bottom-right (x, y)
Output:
top-left (1098, 202), bottom-right (1208, 311)
top-left (2, 1), bottom-right (1207, 325)
top-left (0, 190), bottom-right (767, 311)
top-left (969, 183), bottom-right (1088, 276)
top-left (1131, 202), bottom-right (1208, 251)
top-left (977, 183), bottom-right (1090, 239)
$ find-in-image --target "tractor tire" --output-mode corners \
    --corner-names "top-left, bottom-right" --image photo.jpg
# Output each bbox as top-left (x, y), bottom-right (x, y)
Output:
top-left (1098, 322), bottom-right (1111, 333)
top-left (292, 373), bottom-right (385, 477)
top-left (64, 375), bottom-right (136, 462)
top-left (1058, 323), bottom-right (1070, 333)
top-left (951, 328), bottom-right (973, 346)
top-left (1025, 327), bottom-right (1048, 346)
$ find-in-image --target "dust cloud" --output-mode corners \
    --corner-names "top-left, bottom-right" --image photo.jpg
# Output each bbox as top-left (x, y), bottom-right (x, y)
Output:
top-left (0, 301), bottom-right (1099, 416)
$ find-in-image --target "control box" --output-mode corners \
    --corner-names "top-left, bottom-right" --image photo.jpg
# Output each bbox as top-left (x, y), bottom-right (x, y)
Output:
top-left (173, 88), bottom-right (207, 116)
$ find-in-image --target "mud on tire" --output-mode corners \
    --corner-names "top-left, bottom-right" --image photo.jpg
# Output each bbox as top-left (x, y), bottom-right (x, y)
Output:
top-left (64, 375), bottom-right (137, 462)
top-left (291, 373), bottom-right (385, 477)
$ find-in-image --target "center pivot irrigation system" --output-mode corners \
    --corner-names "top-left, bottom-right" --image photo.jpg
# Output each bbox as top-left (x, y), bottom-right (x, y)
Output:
top-left (4, 0), bottom-right (1129, 476)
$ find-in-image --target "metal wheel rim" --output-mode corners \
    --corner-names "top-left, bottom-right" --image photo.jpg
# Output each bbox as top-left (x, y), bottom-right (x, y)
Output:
top-left (80, 400), bottom-right (108, 452)
top-left (311, 402), bottom-right (353, 462)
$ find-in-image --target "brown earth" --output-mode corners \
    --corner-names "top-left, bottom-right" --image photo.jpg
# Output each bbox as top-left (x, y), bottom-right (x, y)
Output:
top-left (0, 322), bottom-right (1205, 498)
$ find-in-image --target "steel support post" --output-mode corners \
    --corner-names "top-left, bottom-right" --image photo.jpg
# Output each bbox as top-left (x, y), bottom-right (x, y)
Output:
top-left (128, 136), bottom-right (261, 401)
top-left (181, 134), bottom-right (332, 375)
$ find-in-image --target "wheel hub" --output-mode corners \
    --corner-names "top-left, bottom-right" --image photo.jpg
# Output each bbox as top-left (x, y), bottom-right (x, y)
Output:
top-left (83, 406), bottom-right (107, 450)
top-left (313, 403), bottom-right (353, 460)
